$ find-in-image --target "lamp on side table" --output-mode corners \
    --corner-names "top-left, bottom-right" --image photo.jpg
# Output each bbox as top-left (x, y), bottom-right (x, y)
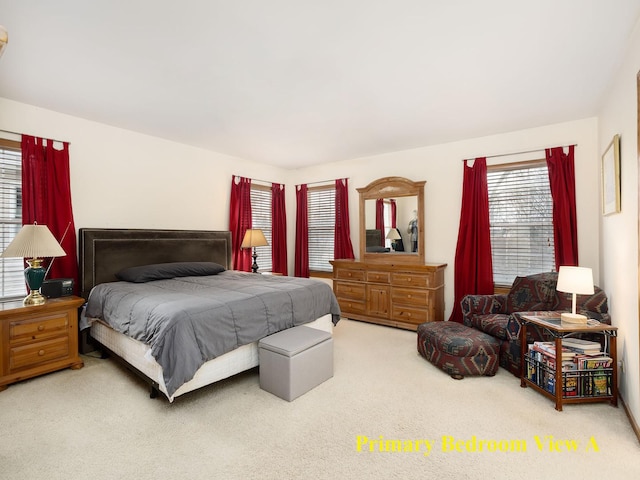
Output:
top-left (241, 229), bottom-right (269, 273)
top-left (556, 266), bottom-right (594, 325)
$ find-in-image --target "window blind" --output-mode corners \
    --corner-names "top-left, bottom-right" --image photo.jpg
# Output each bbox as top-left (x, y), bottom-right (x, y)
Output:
top-left (250, 185), bottom-right (273, 272)
top-left (308, 185), bottom-right (335, 272)
top-left (487, 162), bottom-right (555, 286)
top-left (0, 143), bottom-right (26, 300)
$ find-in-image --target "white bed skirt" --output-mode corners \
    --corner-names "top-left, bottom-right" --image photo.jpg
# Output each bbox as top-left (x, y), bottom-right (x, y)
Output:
top-left (90, 315), bottom-right (334, 402)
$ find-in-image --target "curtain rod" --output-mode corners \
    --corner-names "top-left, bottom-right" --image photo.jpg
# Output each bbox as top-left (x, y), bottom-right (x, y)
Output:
top-left (0, 128), bottom-right (70, 145)
top-left (233, 175), bottom-right (279, 186)
top-left (235, 175), bottom-right (348, 187)
top-left (253, 177), bottom-right (279, 186)
top-left (463, 144), bottom-right (577, 162)
top-left (296, 178), bottom-right (349, 188)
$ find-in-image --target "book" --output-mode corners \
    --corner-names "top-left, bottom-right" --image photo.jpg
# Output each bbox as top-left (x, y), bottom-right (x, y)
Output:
top-left (563, 372), bottom-right (580, 397)
top-left (562, 338), bottom-right (601, 348)
top-left (531, 341), bottom-right (577, 360)
top-left (576, 355), bottom-right (612, 370)
top-left (562, 338), bottom-right (601, 354)
top-left (591, 372), bottom-right (610, 396)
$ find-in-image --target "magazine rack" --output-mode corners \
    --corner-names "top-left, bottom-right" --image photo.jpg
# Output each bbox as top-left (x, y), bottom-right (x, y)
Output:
top-left (519, 314), bottom-right (618, 411)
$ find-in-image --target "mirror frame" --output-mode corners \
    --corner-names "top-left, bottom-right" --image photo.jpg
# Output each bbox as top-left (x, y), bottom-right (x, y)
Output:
top-left (357, 176), bottom-right (425, 265)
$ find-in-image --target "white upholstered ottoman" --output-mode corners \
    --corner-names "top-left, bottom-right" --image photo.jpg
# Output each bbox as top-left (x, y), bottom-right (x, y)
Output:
top-left (258, 325), bottom-right (333, 401)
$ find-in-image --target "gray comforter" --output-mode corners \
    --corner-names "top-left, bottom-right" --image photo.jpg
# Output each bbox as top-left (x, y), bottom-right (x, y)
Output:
top-left (85, 271), bottom-right (341, 396)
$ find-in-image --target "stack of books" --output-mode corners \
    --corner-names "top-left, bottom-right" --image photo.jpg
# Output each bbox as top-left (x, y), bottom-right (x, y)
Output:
top-left (561, 338), bottom-right (602, 354)
top-left (527, 342), bottom-right (576, 394)
top-left (526, 339), bottom-right (613, 397)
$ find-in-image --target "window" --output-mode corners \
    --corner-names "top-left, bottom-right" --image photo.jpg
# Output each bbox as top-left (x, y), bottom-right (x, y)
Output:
top-left (487, 160), bottom-right (555, 286)
top-left (308, 184), bottom-right (335, 272)
top-left (250, 184), bottom-right (272, 272)
top-left (0, 139), bottom-right (26, 300)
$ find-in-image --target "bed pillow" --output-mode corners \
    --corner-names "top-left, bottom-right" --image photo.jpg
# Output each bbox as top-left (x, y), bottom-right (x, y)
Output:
top-left (116, 262), bottom-right (226, 283)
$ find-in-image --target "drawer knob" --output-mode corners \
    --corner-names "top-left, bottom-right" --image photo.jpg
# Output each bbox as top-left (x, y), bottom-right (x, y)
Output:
top-left (407, 294), bottom-right (412, 298)
top-left (407, 312), bottom-right (412, 317)
top-left (38, 325), bottom-right (45, 331)
top-left (38, 349), bottom-right (45, 356)
top-left (407, 278), bottom-right (412, 282)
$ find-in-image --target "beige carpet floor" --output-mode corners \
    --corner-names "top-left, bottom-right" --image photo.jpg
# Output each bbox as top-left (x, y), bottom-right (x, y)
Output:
top-left (1, 318), bottom-right (639, 480)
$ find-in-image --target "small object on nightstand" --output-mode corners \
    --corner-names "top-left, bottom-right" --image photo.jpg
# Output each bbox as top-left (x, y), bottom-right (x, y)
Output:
top-left (41, 278), bottom-right (74, 298)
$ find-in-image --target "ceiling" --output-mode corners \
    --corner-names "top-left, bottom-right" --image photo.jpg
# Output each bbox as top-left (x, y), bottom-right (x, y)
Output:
top-left (1, 1), bottom-right (639, 169)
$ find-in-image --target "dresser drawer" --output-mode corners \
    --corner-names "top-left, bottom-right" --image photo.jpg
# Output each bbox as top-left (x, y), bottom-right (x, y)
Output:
top-left (335, 281), bottom-right (366, 300)
top-left (366, 271), bottom-right (390, 284)
top-left (391, 305), bottom-right (428, 325)
top-left (9, 313), bottom-right (70, 344)
top-left (9, 336), bottom-right (70, 371)
top-left (338, 298), bottom-right (367, 315)
top-left (391, 273), bottom-right (434, 288)
top-left (335, 269), bottom-right (365, 282)
top-left (392, 287), bottom-right (429, 307)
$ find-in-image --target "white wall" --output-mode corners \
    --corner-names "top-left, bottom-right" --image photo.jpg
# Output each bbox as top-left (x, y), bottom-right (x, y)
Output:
top-left (0, 97), bottom-right (289, 232)
top-left (598, 16), bottom-right (640, 430)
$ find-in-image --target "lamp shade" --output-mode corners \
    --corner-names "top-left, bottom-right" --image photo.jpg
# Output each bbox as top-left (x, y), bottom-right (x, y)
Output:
top-left (241, 229), bottom-right (268, 249)
top-left (556, 266), bottom-right (594, 295)
top-left (386, 229), bottom-right (401, 240)
top-left (0, 224), bottom-right (66, 259)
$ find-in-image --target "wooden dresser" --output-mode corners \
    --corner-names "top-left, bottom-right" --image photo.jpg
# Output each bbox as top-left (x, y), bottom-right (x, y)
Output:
top-left (330, 260), bottom-right (446, 330)
top-left (0, 295), bottom-right (85, 392)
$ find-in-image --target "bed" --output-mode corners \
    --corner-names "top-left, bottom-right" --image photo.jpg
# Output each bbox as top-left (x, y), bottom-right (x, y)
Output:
top-left (79, 228), bottom-right (340, 402)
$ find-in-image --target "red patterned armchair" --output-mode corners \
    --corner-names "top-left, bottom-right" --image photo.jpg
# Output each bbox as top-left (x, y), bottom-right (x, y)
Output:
top-left (460, 272), bottom-right (610, 376)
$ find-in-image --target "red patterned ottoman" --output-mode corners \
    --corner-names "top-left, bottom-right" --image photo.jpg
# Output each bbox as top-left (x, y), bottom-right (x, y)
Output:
top-left (417, 321), bottom-right (500, 379)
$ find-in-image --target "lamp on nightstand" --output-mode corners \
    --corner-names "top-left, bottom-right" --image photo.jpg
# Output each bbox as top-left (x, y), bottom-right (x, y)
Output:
top-left (556, 266), bottom-right (594, 324)
top-left (241, 229), bottom-right (269, 273)
top-left (386, 228), bottom-right (401, 251)
top-left (0, 223), bottom-right (66, 306)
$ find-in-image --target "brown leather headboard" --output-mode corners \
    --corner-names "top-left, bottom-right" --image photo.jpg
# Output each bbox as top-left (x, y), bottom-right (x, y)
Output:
top-left (79, 228), bottom-right (232, 300)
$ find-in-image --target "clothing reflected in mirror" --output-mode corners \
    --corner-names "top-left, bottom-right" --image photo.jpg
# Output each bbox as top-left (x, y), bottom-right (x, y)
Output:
top-left (407, 210), bottom-right (418, 252)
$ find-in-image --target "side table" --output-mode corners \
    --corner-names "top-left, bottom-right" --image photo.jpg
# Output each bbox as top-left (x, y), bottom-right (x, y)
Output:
top-left (519, 313), bottom-right (618, 411)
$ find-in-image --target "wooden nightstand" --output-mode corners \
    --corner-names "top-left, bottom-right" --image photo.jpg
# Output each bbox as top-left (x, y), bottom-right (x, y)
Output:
top-left (0, 295), bottom-right (85, 392)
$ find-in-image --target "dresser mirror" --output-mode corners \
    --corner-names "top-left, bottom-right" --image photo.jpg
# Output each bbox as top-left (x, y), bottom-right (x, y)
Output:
top-left (357, 176), bottom-right (425, 265)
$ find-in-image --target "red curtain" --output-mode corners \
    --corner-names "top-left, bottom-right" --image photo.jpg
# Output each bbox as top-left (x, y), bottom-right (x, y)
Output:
top-left (546, 146), bottom-right (578, 268)
top-left (229, 175), bottom-right (252, 271)
top-left (271, 183), bottom-right (288, 275)
top-left (375, 198), bottom-right (385, 245)
top-left (294, 184), bottom-right (309, 277)
top-left (390, 199), bottom-right (397, 228)
top-left (21, 135), bottom-right (79, 293)
top-left (334, 178), bottom-right (355, 260)
top-left (448, 158), bottom-right (494, 322)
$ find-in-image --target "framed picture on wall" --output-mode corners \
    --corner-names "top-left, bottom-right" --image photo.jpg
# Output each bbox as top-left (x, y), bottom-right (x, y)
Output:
top-left (601, 134), bottom-right (621, 215)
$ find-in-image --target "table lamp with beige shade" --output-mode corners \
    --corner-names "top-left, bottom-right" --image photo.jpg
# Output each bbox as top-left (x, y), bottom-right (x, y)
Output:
top-left (0, 224), bottom-right (66, 305)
